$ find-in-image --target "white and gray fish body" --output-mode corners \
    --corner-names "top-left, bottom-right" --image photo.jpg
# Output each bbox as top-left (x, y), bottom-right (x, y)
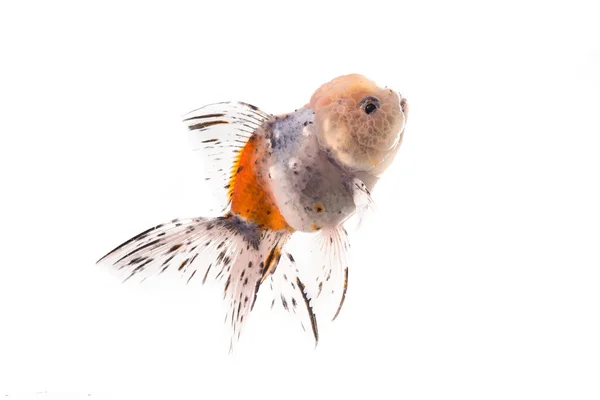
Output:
top-left (265, 107), bottom-right (359, 232)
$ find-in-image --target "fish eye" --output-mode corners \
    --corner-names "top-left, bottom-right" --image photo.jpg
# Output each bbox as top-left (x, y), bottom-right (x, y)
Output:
top-left (360, 96), bottom-right (379, 115)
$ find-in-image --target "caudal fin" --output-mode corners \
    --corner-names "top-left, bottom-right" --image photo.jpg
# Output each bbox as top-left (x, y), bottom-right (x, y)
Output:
top-left (97, 214), bottom-right (290, 349)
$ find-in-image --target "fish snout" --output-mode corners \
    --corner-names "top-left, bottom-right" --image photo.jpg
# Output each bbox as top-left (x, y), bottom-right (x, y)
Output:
top-left (399, 94), bottom-right (408, 115)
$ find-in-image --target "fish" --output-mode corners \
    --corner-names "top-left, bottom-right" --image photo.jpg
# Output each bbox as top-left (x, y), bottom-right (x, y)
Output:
top-left (97, 74), bottom-right (408, 350)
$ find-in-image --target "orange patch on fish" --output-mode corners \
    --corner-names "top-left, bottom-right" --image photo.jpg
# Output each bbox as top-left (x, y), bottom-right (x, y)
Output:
top-left (313, 203), bottom-right (324, 213)
top-left (230, 135), bottom-right (292, 231)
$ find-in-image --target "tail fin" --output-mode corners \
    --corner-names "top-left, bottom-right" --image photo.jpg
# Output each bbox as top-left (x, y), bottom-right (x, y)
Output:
top-left (97, 214), bottom-right (290, 349)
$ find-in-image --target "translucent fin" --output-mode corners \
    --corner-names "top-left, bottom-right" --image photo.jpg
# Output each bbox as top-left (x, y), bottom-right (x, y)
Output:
top-left (97, 217), bottom-right (237, 285)
top-left (347, 176), bottom-right (376, 230)
top-left (268, 251), bottom-right (319, 346)
top-left (223, 229), bottom-right (290, 351)
top-left (311, 227), bottom-right (351, 321)
top-left (183, 102), bottom-right (272, 213)
top-left (97, 215), bottom-right (287, 350)
top-left (269, 227), bottom-right (350, 336)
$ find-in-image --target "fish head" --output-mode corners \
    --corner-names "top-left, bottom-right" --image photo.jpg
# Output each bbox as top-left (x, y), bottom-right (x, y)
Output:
top-left (310, 74), bottom-right (408, 174)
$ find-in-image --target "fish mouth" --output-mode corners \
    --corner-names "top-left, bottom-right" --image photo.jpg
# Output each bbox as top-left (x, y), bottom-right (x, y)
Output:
top-left (398, 92), bottom-right (407, 109)
top-left (399, 94), bottom-right (408, 115)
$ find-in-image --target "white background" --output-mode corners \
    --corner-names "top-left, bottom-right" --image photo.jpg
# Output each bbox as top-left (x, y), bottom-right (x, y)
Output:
top-left (1, 0), bottom-right (599, 398)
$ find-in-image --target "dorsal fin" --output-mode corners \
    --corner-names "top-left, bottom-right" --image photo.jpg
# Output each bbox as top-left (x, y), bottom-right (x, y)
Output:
top-left (183, 101), bottom-right (272, 213)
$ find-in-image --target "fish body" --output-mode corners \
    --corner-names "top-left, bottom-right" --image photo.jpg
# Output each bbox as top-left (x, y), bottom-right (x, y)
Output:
top-left (98, 74), bottom-right (408, 349)
top-left (233, 106), bottom-right (355, 232)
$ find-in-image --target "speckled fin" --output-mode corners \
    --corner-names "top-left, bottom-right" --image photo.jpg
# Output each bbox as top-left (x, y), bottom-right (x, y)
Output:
top-left (268, 251), bottom-right (319, 346)
top-left (97, 215), bottom-right (286, 350)
top-left (183, 102), bottom-right (272, 213)
top-left (309, 227), bottom-right (351, 321)
top-left (266, 227), bottom-right (351, 343)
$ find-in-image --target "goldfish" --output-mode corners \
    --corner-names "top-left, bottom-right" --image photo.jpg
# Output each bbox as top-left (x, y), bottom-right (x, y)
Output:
top-left (97, 74), bottom-right (408, 349)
